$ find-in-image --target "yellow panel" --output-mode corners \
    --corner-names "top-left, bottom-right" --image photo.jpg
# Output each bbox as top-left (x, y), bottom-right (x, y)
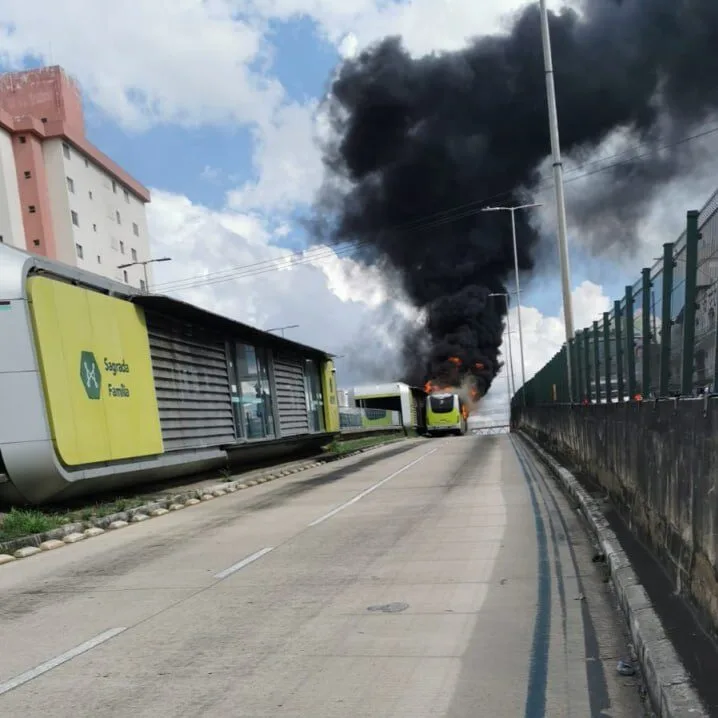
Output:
top-left (321, 360), bottom-right (340, 432)
top-left (28, 276), bottom-right (164, 466)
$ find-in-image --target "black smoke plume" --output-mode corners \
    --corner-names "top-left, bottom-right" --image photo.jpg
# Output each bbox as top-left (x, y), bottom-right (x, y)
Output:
top-left (313, 0), bottom-right (718, 396)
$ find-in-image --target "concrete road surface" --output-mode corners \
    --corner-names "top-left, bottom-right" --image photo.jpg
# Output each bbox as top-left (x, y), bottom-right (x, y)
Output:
top-left (0, 436), bottom-right (649, 717)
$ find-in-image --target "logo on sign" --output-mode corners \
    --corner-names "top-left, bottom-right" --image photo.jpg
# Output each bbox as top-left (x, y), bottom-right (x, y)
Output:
top-left (79, 351), bottom-right (102, 400)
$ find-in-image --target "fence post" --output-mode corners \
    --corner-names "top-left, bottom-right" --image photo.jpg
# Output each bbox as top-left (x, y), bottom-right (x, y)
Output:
top-left (576, 331), bottom-right (584, 402)
top-left (568, 340), bottom-right (576, 403)
top-left (603, 312), bottom-right (612, 402)
top-left (593, 320), bottom-right (601, 403)
top-left (625, 285), bottom-right (637, 398)
top-left (641, 268), bottom-right (652, 397)
top-left (659, 242), bottom-right (674, 397)
top-left (614, 300), bottom-right (624, 401)
top-left (584, 327), bottom-right (592, 402)
top-left (682, 210), bottom-right (700, 396)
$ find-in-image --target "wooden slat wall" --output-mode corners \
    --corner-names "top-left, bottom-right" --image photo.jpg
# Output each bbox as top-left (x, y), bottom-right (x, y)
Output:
top-left (273, 353), bottom-right (309, 436)
top-left (145, 312), bottom-right (236, 451)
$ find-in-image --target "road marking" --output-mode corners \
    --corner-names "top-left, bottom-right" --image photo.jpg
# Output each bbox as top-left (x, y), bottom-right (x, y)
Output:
top-left (214, 547), bottom-right (274, 580)
top-left (309, 448), bottom-right (438, 527)
top-left (0, 627), bottom-right (127, 697)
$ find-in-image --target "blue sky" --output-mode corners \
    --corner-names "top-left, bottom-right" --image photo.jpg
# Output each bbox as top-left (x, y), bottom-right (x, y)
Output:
top-left (0, 16), bottom-right (641, 317)
top-left (2, 0), bottom-right (698, 389)
top-left (78, 18), bottom-right (340, 212)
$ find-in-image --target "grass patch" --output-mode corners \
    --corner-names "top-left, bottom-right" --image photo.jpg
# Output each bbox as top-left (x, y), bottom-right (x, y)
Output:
top-left (0, 495), bottom-right (150, 542)
top-left (0, 508), bottom-right (66, 541)
top-left (324, 433), bottom-right (407, 455)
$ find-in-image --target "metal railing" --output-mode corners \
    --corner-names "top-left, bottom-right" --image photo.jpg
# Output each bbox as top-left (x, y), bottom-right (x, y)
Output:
top-left (514, 187), bottom-right (718, 407)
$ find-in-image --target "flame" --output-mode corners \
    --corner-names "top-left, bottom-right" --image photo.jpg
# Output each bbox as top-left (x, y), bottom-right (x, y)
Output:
top-left (448, 356), bottom-right (462, 366)
top-left (461, 405), bottom-right (469, 420)
top-left (425, 379), bottom-right (454, 394)
top-left (475, 362), bottom-right (484, 370)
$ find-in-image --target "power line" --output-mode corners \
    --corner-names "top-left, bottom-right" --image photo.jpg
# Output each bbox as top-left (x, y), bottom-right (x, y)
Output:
top-left (152, 120), bottom-right (718, 295)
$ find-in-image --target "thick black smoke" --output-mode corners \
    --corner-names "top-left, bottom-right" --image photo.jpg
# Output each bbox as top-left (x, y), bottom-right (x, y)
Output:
top-left (313, 0), bottom-right (718, 395)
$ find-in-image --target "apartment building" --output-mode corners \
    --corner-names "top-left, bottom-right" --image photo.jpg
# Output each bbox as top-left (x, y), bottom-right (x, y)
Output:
top-left (0, 66), bottom-right (152, 290)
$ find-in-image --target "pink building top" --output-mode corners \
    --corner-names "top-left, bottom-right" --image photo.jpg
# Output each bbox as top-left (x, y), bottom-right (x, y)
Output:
top-left (0, 66), bottom-right (150, 203)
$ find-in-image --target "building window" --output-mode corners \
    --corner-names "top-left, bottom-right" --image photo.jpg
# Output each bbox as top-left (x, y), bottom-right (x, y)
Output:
top-left (88, 190), bottom-right (93, 200)
top-left (232, 344), bottom-right (275, 439)
top-left (33, 239), bottom-right (40, 247)
top-left (139, 279), bottom-right (146, 292)
top-left (112, 180), bottom-right (117, 194)
top-left (0, 235), bottom-right (3, 243)
top-left (131, 248), bottom-right (138, 261)
top-left (84, 158), bottom-right (89, 168)
top-left (24, 170), bottom-right (31, 179)
top-left (97, 255), bottom-right (101, 264)
top-left (41, 117), bottom-right (48, 124)
top-left (75, 243), bottom-right (83, 259)
top-left (67, 177), bottom-right (75, 193)
top-left (124, 189), bottom-right (129, 203)
top-left (304, 359), bottom-right (325, 432)
top-left (123, 269), bottom-right (128, 283)
top-left (63, 143), bottom-right (71, 159)
top-left (28, 205), bottom-right (36, 214)
top-left (93, 223), bottom-right (97, 232)
top-left (71, 210), bottom-right (79, 227)
top-left (19, 136), bottom-right (27, 144)
top-left (132, 222), bottom-right (139, 237)
top-left (116, 210), bottom-right (121, 225)
top-left (120, 240), bottom-right (125, 254)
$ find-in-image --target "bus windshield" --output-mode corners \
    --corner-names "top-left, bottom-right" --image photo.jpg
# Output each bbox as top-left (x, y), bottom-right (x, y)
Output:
top-left (429, 394), bottom-right (455, 414)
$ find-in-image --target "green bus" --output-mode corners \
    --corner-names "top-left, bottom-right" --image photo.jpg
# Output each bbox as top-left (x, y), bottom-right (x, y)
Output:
top-left (425, 392), bottom-right (467, 436)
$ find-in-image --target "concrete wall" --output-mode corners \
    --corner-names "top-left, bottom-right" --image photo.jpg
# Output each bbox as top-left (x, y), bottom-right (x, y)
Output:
top-left (515, 400), bottom-right (718, 639)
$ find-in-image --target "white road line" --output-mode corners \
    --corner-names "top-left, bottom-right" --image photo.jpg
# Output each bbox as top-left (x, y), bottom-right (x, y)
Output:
top-left (214, 547), bottom-right (274, 580)
top-left (0, 627), bottom-right (127, 697)
top-left (308, 448), bottom-right (438, 527)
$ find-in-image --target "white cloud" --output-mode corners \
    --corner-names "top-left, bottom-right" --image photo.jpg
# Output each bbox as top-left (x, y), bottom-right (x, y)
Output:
top-left (0, 1), bottom-right (282, 131)
top-left (146, 190), bottom-right (417, 386)
top-left (0, 0), bottom-right (576, 216)
top-left (227, 100), bottom-right (326, 211)
top-left (251, 0), bottom-right (571, 58)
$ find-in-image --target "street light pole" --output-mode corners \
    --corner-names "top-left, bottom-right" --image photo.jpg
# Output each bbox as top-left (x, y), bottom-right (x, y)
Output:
top-left (504, 298), bottom-right (516, 397)
top-left (489, 292), bottom-right (516, 399)
top-left (540, 0), bottom-right (575, 400)
top-left (483, 204), bottom-right (540, 394)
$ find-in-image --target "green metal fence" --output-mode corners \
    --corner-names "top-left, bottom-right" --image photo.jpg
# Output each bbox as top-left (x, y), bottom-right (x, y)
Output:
top-left (513, 188), bottom-right (718, 408)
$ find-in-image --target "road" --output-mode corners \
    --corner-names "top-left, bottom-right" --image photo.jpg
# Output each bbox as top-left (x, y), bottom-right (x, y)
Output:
top-left (0, 435), bottom-right (648, 717)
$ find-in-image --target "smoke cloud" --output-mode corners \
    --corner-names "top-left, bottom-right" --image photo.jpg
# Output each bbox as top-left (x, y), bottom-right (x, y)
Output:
top-left (313, 0), bottom-right (718, 396)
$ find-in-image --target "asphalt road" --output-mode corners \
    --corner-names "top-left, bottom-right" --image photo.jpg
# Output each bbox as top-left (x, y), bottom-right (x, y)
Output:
top-left (0, 435), bottom-right (649, 717)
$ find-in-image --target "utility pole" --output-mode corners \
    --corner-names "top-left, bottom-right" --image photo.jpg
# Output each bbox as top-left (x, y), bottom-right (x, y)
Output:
top-left (483, 205), bottom-right (540, 394)
top-left (539, 0), bottom-right (576, 401)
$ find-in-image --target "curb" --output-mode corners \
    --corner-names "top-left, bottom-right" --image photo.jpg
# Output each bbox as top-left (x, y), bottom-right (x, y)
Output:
top-left (519, 431), bottom-right (709, 718)
top-left (0, 435), bottom-right (415, 566)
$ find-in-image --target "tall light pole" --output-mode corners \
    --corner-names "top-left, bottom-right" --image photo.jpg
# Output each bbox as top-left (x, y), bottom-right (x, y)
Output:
top-left (540, 0), bottom-right (575, 401)
top-left (483, 204), bottom-right (540, 393)
top-left (117, 257), bottom-right (172, 294)
top-left (489, 292), bottom-right (516, 400)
